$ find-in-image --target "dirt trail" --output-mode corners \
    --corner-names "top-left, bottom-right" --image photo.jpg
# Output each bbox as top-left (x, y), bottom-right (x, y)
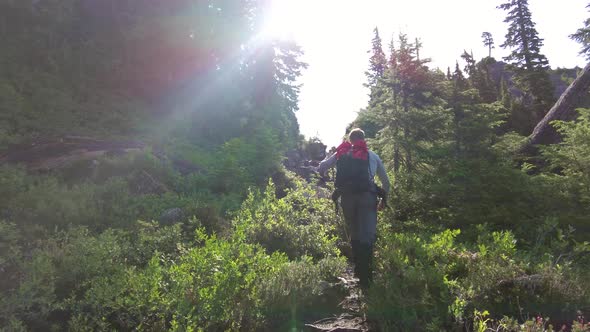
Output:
top-left (304, 266), bottom-right (371, 332)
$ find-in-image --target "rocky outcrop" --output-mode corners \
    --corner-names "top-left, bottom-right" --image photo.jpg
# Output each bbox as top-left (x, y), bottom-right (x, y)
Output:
top-left (0, 136), bottom-right (146, 170)
top-left (487, 61), bottom-right (584, 100)
top-left (0, 136), bottom-right (202, 175)
top-left (283, 139), bottom-right (328, 181)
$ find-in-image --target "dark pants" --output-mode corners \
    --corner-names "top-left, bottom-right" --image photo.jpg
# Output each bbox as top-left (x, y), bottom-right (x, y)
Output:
top-left (341, 191), bottom-right (377, 288)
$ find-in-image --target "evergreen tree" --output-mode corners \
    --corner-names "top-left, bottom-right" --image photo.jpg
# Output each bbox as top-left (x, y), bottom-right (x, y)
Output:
top-left (0, 0), bottom-right (305, 150)
top-left (459, 51), bottom-right (497, 103)
top-left (451, 62), bottom-right (469, 157)
top-left (453, 62), bottom-right (469, 90)
top-left (570, 4), bottom-right (590, 60)
top-left (498, 0), bottom-right (549, 71)
top-left (363, 27), bottom-right (388, 112)
top-left (366, 27), bottom-right (388, 88)
top-left (481, 32), bottom-right (495, 58)
top-left (498, 0), bottom-right (555, 133)
top-left (460, 50), bottom-right (477, 76)
top-left (415, 37), bottom-right (423, 62)
top-left (370, 33), bottom-right (447, 177)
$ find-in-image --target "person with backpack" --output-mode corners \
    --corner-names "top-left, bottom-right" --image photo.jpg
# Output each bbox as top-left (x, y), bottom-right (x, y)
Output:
top-left (317, 128), bottom-right (390, 289)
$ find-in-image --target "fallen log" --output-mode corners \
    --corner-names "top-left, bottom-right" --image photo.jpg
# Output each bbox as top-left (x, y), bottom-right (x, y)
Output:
top-left (521, 62), bottom-right (590, 152)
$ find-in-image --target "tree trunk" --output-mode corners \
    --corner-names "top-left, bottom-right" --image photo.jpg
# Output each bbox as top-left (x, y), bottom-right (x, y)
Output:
top-left (522, 62), bottom-right (590, 151)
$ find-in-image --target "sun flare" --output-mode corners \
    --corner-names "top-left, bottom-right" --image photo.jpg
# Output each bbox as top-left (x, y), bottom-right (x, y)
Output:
top-left (260, 0), bottom-right (301, 41)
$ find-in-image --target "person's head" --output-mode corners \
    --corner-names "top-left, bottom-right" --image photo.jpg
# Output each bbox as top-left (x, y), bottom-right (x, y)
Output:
top-left (348, 128), bottom-right (365, 143)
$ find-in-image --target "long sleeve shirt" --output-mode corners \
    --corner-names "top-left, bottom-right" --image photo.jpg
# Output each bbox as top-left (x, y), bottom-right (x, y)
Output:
top-left (318, 150), bottom-right (391, 193)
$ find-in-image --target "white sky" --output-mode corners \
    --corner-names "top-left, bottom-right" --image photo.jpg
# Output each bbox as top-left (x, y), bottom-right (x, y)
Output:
top-left (264, 0), bottom-right (589, 148)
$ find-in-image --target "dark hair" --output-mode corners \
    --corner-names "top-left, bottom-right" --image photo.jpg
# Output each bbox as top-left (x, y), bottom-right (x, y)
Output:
top-left (348, 128), bottom-right (365, 142)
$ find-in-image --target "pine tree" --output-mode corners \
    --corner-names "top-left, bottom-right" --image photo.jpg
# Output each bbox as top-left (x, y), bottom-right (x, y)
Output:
top-left (415, 37), bottom-right (423, 62)
top-left (498, 0), bottom-right (549, 71)
top-left (453, 62), bottom-right (469, 90)
top-left (570, 4), bottom-right (590, 61)
top-left (461, 50), bottom-right (477, 76)
top-left (458, 51), bottom-right (498, 104)
top-left (374, 33), bottom-right (446, 177)
top-left (481, 32), bottom-right (495, 58)
top-left (451, 62), bottom-right (468, 157)
top-left (498, 0), bottom-right (554, 133)
top-left (366, 27), bottom-right (388, 88)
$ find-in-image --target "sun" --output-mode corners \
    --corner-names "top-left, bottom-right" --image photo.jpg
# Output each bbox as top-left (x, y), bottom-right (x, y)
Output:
top-left (260, 0), bottom-right (300, 41)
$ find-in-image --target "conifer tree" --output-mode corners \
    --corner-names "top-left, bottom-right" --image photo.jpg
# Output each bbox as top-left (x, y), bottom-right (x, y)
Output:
top-left (570, 4), bottom-right (590, 60)
top-left (458, 51), bottom-right (498, 104)
top-left (498, 0), bottom-right (554, 132)
top-left (498, 0), bottom-right (549, 71)
top-left (453, 62), bottom-right (469, 90)
top-left (415, 37), bottom-right (423, 62)
top-left (363, 27), bottom-right (389, 110)
top-left (366, 27), bottom-right (387, 88)
top-left (481, 32), bottom-right (495, 58)
top-left (372, 33), bottom-right (446, 176)
top-left (451, 62), bottom-right (469, 157)
top-left (461, 50), bottom-right (477, 76)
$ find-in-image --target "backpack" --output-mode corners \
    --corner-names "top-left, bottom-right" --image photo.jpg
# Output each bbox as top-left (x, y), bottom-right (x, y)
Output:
top-left (335, 151), bottom-right (372, 193)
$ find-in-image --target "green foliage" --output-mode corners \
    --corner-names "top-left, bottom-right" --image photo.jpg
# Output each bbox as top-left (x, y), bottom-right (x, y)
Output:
top-left (0, 165), bottom-right (149, 230)
top-left (353, 22), bottom-right (590, 331)
top-left (234, 179), bottom-right (341, 260)
top-left (570, 4), bottom-right (590, 61)
top-left (3, 0), bottom-right (590, 330)
top-left (539, 109), bottom-right (590, 233)
top-left (497, 0), bottom-right (555, 131)
top-left (542, 109), bottom-right (590, 177)
top-left (0, 0), bottom-right (304, 151)
top-left (0, 175), bottom-right (347, 330)
top-left (368, 224), bottom-right (590, 331)
top-left (260, 255), bottom-right (347, 328)
top-left (367, 227), bottom-right (453, 331)
top-left (467, 311), bottom-right (590, 332)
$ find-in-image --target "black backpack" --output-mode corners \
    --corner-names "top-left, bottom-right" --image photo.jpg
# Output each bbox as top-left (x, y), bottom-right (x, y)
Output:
top-left (335, 151), bottom-right (372, 193)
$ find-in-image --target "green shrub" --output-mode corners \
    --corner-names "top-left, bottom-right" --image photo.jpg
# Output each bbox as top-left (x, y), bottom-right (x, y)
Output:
top-left (368, 224), bottom-right (590, 331)
top-left (234, 179), bottom-right (340, 260)
top-left (367, 226), bottom-right (453, 331)
top-left (260, 255), bottom-right (346, 329)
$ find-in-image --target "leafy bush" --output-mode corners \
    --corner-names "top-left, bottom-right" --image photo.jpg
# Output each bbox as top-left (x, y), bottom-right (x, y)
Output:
top-left (0, 177), bottom-right (347, 331)
top-left (234, 179), bottom-right (340, 260)
top-left (367, 226), bottom-right (453, 331)
top-left (260, 255), bottom-right (346, 330)
top-left (367, 223), bottom-right (590, 331)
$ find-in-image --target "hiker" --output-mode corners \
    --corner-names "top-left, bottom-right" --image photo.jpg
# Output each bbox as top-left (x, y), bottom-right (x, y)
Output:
top-left (317, 128), bottom-right (390, 288)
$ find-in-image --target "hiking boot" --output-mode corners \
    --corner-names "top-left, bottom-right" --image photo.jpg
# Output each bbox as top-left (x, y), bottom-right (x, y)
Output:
top-left (357, 244), bottom-right (374, 289)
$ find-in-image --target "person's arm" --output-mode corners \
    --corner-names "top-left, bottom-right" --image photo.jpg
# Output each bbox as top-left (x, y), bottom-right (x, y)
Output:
top-left (375, 156), bottom-right (391, 193)
top-left (317, 153), bottom-right (337, 176)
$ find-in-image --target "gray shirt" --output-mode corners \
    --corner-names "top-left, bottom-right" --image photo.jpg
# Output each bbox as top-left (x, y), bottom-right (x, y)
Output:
top-left (318, 150), bottom-right (391, 193)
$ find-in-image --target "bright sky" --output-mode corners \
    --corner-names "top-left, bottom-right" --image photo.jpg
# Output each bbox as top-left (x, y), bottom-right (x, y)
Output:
top-left (263, 0), bottom-right (589, 148)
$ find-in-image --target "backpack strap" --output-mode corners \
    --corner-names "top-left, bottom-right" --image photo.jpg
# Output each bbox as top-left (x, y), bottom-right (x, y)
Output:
top-left (367, 151), bottom-right (371, 178)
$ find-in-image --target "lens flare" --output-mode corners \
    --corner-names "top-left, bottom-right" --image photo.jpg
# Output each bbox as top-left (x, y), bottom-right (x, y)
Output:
top-left (260, 0), bottom-right (299, 41)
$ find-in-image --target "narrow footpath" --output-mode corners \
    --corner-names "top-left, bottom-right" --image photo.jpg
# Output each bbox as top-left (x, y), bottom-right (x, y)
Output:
top-left (304, 265), bottom-right (371, 332)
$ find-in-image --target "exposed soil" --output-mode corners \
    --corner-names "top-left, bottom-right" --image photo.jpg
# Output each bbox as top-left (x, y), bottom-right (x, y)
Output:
top-left (304, 266), bottom-right (371, 332)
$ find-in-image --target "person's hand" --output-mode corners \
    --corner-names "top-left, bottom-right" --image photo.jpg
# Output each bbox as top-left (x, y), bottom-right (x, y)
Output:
top-left (377, 199), bottom-right (385, 211)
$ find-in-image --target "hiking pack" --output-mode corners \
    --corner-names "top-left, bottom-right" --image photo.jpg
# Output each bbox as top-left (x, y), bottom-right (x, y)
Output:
top-left (330, 141), bottom-right (388, 214)
top-left (335, 151), bottom-right (372, 193)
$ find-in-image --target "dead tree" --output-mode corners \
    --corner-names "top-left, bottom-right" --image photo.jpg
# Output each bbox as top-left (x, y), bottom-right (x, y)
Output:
top-left (521, 62), bottom-right (590, 152)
